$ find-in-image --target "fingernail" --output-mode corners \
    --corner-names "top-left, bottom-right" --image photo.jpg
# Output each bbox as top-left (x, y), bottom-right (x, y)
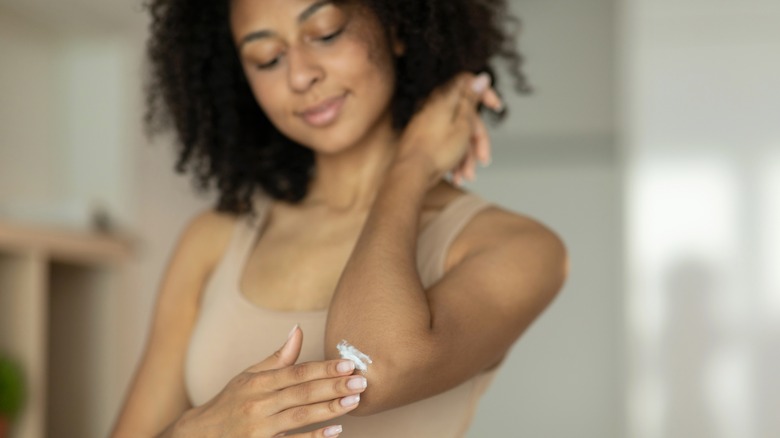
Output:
top-left (471, 73), bottom-right (490, 94)
top-left (340, 394), bottom-right (361, 407)
top-left (452, 174), bottom-right (461, 186)
top-left (481, 156), bottom-right (492, 167)
top-left (347, 376), bottom-right (367, 390)
top-left (287, 323), bottom-right (299, 340)
top-left (324, 425), bottom-right (343, 437)
top-left (337, 360), bottom-right (356, 373)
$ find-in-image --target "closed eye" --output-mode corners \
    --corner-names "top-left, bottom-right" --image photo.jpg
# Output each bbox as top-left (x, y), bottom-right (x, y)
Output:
top-left (255, 58), bottom-right (280, 70)
top-left (253, 27), bottom-right (345, 71)
top-left (318, 27), bottom-right (344, 43)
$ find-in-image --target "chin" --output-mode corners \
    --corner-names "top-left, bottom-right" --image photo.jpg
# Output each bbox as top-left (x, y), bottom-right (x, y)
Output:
top-left (295, 123), bottom-right (372, 155)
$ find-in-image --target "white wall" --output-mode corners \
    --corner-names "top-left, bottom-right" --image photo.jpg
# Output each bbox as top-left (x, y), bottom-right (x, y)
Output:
top-left (619, 1), bottom-right (780, 437)
top-left (466, 1), bottom-right (622, 435)
top-left (0, 8), bottom-right (63, 215)
top-left (467, 155), bottom-right (621, 437)
top-left (58, 34), bottom-right (135, 228)
top-left (499, 0), bottom-right (616, 138)
top-left (0, 7), bottom-right (136, 229)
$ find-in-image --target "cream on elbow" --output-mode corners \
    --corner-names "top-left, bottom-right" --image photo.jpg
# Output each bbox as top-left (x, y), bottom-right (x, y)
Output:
top-left (336, 339), bottom-right (373, 373)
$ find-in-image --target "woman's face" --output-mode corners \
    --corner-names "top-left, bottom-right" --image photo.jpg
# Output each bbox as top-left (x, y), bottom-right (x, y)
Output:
top-left (230, 0), bottom-right (402, 153)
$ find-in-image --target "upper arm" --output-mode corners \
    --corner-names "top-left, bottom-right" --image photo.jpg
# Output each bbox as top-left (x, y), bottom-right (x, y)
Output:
top-left (425, 216), bottom-right (568, 378)
top-left (111, 210), bottom-right (236, 437)
top-left (353, 212), bottom-right (568, 415)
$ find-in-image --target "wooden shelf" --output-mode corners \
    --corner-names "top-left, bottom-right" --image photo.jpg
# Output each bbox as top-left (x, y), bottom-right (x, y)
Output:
top-left (0, 220), bottom-right (132, 265)
top-left (0, 221), bottom-right (133, 438)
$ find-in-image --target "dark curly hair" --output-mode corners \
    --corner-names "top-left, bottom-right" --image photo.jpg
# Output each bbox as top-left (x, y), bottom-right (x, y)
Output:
top-left (143, 0), bottom-right (530, 214)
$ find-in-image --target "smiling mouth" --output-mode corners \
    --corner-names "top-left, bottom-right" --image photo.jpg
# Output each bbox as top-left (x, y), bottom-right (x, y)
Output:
top-left (297, 93), bottom-right (347, 127)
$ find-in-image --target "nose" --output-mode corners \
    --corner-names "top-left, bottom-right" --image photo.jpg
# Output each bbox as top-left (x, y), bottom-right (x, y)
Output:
top-left (286, 47), bottom-right (324, 93)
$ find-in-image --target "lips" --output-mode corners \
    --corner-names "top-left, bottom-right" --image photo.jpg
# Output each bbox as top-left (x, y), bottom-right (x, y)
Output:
top-left (297, 93), bottom-right (347, 127)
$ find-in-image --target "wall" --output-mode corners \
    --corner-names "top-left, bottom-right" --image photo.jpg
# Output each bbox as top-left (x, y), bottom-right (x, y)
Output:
top-left (467, 156), bottom-right (621, 437)
top-left (0, 8), bottom-right (63, 217)
top-left (0, 6), bottom-right (137, 229)
top-left (619, 0), bottom-right (780, 437)
top-left (467, 0), bottom-right (621, 436)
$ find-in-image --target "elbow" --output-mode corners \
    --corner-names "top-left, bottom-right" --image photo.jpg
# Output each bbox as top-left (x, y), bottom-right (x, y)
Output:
top-left (323, 327), bottom-right (437, 416)
top-left (343, 368), bottom-right (399, 417)
top-left (333, 349), bottom-right (427, 417)
top-left (346, 343), bottom-right (437, 417)
top-left (346, 398), bottom-right (384, 417)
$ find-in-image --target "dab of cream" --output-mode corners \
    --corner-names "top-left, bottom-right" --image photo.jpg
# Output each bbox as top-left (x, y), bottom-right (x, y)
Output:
top-left (337, 339), bottom-right (373, 373)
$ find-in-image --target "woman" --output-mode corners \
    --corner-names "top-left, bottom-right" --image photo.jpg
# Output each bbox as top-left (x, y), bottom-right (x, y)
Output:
top-left (112, 0), bottom-right (567, 436)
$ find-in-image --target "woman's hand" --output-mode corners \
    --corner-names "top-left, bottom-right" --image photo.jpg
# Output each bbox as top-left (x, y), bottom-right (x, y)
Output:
top-left (170, 327), bottom-right (364, 438)
top-left (395, 72), bottom-right (504, 189)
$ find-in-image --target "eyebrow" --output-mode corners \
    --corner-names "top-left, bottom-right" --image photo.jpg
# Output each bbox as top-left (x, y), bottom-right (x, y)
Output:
top-left (239, 0), bottom-right (333, 50)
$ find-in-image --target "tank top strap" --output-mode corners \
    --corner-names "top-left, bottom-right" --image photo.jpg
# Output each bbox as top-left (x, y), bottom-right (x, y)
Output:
top-left (417, 192), bottom-right (493, 287)
top-left (214, 192), bottom-right (273, 290)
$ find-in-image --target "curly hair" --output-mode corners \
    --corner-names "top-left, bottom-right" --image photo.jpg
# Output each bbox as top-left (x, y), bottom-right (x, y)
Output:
top-left (143, 0), bottom-right (530, 214)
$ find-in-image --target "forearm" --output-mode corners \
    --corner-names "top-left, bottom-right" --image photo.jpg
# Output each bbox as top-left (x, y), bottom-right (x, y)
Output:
top-left (324, 157), bottom-right (436, 386)
top-left (111, 414), bottom-right (180, 438)
top-left (154, 420), bottom-right (178, 438)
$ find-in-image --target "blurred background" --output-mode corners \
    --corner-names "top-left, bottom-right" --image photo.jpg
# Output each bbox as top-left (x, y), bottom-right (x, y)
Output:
top-left (0, 0), bottom-right (778, 437)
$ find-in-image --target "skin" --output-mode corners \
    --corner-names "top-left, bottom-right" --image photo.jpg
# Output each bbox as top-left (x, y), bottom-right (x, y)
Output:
top-left (111, 0), bottom-right (567, 436)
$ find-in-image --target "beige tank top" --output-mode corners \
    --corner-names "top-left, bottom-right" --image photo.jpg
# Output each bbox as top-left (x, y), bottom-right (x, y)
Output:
top-left (185, 191), bottom-right (501, 437)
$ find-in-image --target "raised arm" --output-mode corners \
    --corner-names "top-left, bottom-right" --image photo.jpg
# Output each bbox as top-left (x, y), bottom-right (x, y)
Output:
top-left (324, 73), bottom-right (568, 415)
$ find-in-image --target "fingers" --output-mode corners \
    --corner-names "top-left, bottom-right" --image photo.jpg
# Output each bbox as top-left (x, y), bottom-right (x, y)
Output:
top-left (451, 73), bottom-right (485, 122)
top-left (460, 72), bottom-right (505, 114)
top-left (482, 87), bottom-right (504, 112)
top-left (451, 112), bottom-right (491, 186)
top-left (246, 325), bottom-right (304, 373)
top-left (473, 117), bottom-right (492, 167)
top-left (261, 359), bottom-right (357, 391)
top-left (442, 71), bottom-right (500, 186)
top-left (273, 374), bottom-right (367, 414)
top-left (274, 395), bottom-right (361, 435)
top-left (286, 424), bottom-right (344, 438)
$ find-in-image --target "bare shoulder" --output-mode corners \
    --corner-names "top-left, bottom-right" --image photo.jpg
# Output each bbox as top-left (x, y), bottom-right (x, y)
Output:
top-left (179, 208), bottom-right (238, 253)
top-left (469, 202), bottom-right (566, 254)
top-left (111, 209), bottom-right (244, 436)
top-left (448, 192), bottom-right (569, 295)
top-left (173, 208), bottom-right (240, 275)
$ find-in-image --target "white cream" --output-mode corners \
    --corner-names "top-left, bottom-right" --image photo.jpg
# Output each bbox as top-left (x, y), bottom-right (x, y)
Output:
top-left (337, 339), bottom-right (373, 373)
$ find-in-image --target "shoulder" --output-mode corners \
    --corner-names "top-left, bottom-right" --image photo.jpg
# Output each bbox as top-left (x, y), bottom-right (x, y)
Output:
top-left (150, 208), bottom-right (243, 313)
top-left (180, 208), bottom-right (238, 244)
top-left (169, 208), bottom-right (242, 280)
top-left (448, 191), bottom-right (569, 297)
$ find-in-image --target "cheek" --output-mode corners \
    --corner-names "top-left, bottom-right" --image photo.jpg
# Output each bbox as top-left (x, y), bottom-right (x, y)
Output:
top-left (248, 78), bottom-right (289, 122)
top-left (331, 38), bottom-right (396, 101)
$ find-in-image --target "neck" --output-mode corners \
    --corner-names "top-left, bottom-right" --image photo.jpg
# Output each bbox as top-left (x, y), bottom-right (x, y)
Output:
top-left (303, 117), bottom-right (403, 213)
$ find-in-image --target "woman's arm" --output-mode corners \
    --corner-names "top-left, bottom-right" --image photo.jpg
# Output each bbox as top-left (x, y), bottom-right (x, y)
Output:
top-left (111, 211), bottom-right (235, 437)
top-left (112, 211), bottom-right (368, 438)
top-left (324, 75), bottom-right (568, 416)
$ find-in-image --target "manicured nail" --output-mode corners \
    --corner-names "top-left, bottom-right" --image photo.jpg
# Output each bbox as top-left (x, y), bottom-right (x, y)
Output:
top-left (324, 425), bottom-right (343, 437)
top-left (347, 376), bottom-right (367, 390)
top-left (287, 324), bottom-right (299, 340)
top-left (337, 360), bottom-right (356, 373)
top-left (471, 73), bottom-right (491, 94)
top-left (340, 394), bottom-right (361, 407)
top-left (453, 173), bottom-right (462, 186)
